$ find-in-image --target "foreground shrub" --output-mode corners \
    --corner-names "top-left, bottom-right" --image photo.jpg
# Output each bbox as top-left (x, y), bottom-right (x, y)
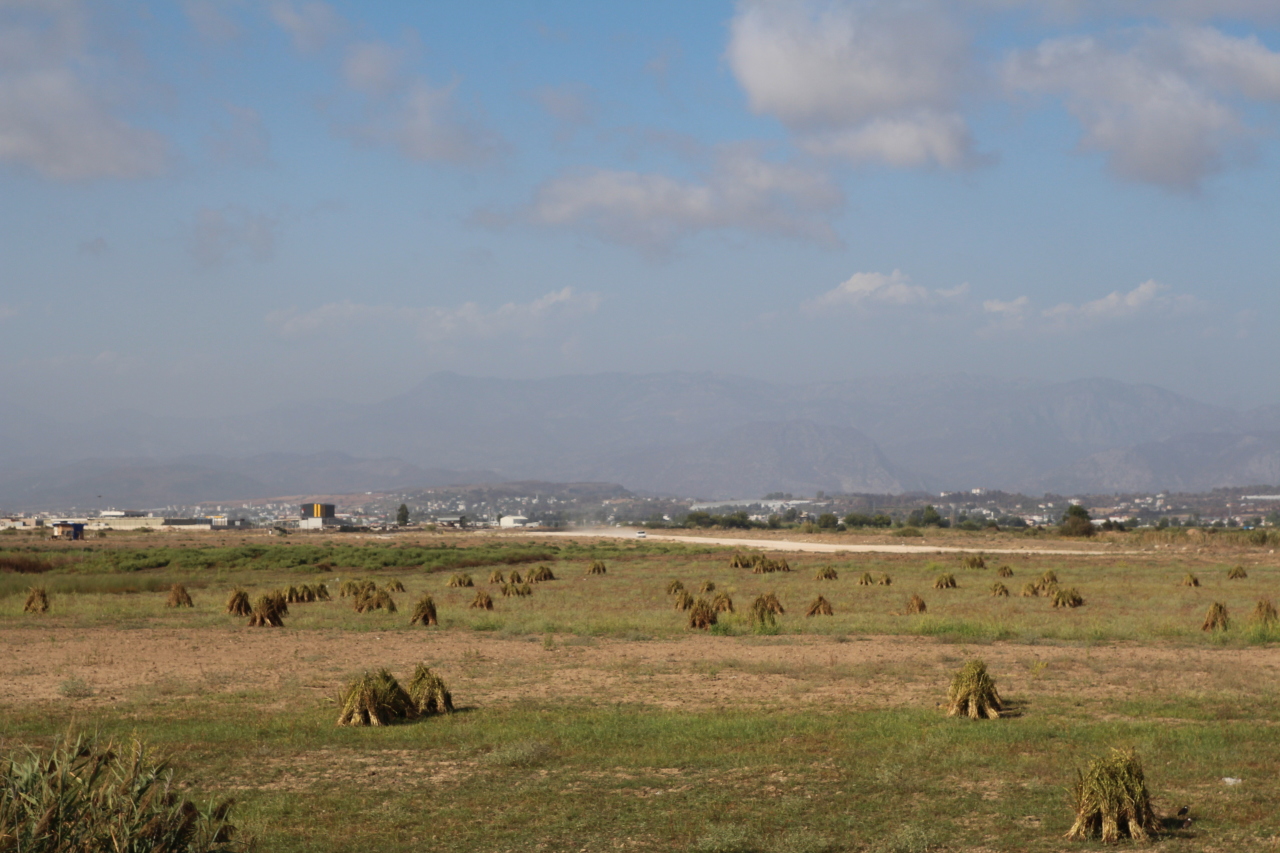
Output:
top-left (1065, 747), bottom-right (1158, 842)
top-left (23, 587), bottom-right (49, 614)
top-left (0, 732), bottom-right (252, 852)
top-left (336, 669), bottom-right (414, 726)
top-left (1202, 602), bottom-right (1229, 632)
top-left (946, 659), bottom-right (1002, 719)
top-left (166, 583), bottom-right (193, 608)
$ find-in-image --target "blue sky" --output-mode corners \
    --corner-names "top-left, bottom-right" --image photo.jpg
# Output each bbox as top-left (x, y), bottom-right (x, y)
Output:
top-left (2, 0), bottom-right (1279, 420)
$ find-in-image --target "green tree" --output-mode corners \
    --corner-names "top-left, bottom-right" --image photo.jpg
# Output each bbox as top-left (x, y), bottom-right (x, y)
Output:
top-left (1059, 503), bottom-right (1094, 537)
top-left (396, 504), bottom-right (410, 526)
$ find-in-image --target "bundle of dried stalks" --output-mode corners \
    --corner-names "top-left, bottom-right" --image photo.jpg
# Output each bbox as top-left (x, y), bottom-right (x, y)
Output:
top-left (337, 669), bottom-right (414, 726)
top-left (688, 597), bottom-right (717, 629)
top-left (166, 583), bottom-right (194, 608)
top-left (1202, 601), bottom-right (1229, 632)
top-left (587, 560), bottom-right (607, 575)
top-left (501, 583), bottom-right (518, 597)
top-left (752, 556), bottom-right (791, 574)
top-left (806, 595), bottom-right (833, 617)
top-left (247, 594), bottom-right (285, 627)
top-left (1042, 570), bottom-right (1059, 585)
top-left (339, 579), bottom-right (361, 598)
top-left (858, 572), bottom-right (874, 586)
top-left (471, 590), bottom-right (494, 610)
top-left (508, 569), bottom-right (523, 584)
top-left (386, 580), bottom-right (406, 593)
top-left (315, 583), bottom-right (331, 601)
top-left (517, 582), bottom-right (532, 597)
top-left (23, 587), bottom-right (49, 614)
top-left (526, 565), bottom-right (556, 582)
top-left (408, 663), bottom-right (453, 715)
top-left (907, 594), bottom-right (926, 614)
top-left (815, 567), bottom-right (838, 580)
top-left (354, 588), bottom-right (396, 614)
top-left (297, 584), bottom-right (316, 602)
top-left (1251, 598), bottom-right (1277, 624)
top-left (749, 595), bottom-right (777, 629)
top-left (447, 573), bottom-right (474, 588)
top-left (877, 574), bottom-right (892, 586)
top-left (996, 566), bottom-right (1014, 578)
top-left (946, 658), bottom-right (1002, 719)
top-left (1181, 573), bottom-right (1200, 587)
top-left (1065, 748), bottom-right (1159, 842)
top-left (225, 588), bottom-right (252, 616)
top-left (961, 555), bottom-right (986, 570)
top-left (1228, 565), bottom-right (1248, 580)
top-left (673, 590), bottom-right (694, 611)
top-left (990, 582), bottom-right (1009, 597)
top-left (285, 585), bottom-right (302, 603)
top-left (1021, 582), bottom-right (1041, 597)
top-left (933, 574), bottom-right (957, 589)
top-left (666, 579), bottom-right (685, 595)
top-left (489, 570), bottom-right (506, 584)
top-left (729, 553), bottom-right (754, 569)
top-left (410, 594), bottom-right (438, 626)
top-left (698, 580), bottom-right (715, 593)
top-left (1052, 587), bottom-right (1083, 608)
top-left (712, 591), bottom-right (734, 613)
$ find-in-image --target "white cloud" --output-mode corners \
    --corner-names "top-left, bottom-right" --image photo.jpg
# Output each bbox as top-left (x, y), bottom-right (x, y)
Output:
top-left (1042, 279), bottom-right (1199, 324)
top-left (188, 206), bottom-right (280, 267)
top-left (1005, 25), bottom-right (1280, 189)
top-left (525, 147), bottom-right (842, 251)
top-left (802, 270), bottom-right (968, 314)
top-left (727, 0), bottom-right (981, 169)
top-left (0, 4), bottom-right (168, 180)
top-left (269, 287), bottom-right (601, 342)
top-left (270, 1), bottom-right (344, 53)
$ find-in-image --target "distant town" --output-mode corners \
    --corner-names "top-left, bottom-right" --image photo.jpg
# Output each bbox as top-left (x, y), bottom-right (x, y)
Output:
top-left (3, 481), bottom-right (1277, 537)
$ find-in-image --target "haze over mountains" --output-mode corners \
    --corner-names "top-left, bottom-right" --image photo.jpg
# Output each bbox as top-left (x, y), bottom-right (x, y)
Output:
top-left (2, 372), bottom-right (1278, 508)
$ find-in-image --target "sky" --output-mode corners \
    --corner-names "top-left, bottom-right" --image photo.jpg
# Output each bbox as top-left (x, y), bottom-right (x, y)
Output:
top-left (2, 0), bottom-right (1279, 421)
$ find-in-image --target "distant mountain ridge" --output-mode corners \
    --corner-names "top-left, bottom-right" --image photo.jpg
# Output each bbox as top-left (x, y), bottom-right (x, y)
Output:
top-left (1, 371), bottom-right (1277, 506)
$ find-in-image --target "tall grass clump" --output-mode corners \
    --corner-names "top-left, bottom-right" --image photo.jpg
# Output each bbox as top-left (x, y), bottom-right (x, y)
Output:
top-left (0, 732), bottom-right (251, 852)
top-left (1228, 565), bottom-right (1248, 580)
top-left (946, 659), bottom-right (1002, 719)
top-left (1065, 748), bottom-right (1159, 842)
top-left (166, 583), bottom-right (194, 608)
top-left (806, 595), bottom-right (833, 617)
top-left (410, 594), bottom-right (438, 626)
top-left (1202, 602), bottom-right (1229, 632)
top-left (1021, 582), bottom-right (1041, 598)
top-left (23, 586), bottom-right (49, 614)
top-left (336, 669), bottom-right (414, 727)
top-left (933, 573), bottom-right (957, 589)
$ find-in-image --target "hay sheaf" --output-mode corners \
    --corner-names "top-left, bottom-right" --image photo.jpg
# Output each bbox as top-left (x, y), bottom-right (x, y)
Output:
top-left (1251, 598), bottom-right (1277, 624)
top-left (814, 567), bottom-right (838, 581)
top-left (729, 552), bottom-right (754, 569)
top-left (1021, 582), bottom-right (1042, 598)
top-left (858, 572), bottom-right (874, 586)
top-left (698, 580), bottom-right (716, 594)
top-left (166, 583), bottom-right (193, 608)
top-left (711, 591), bottom-right (734, 613)
top-left (961, 555), bottom-right (986, 570)
top-left (688, 597), bottom-right (717, 630)
top-left (673, 590), bottom-right (694, 611)
top-left (507, 570), bottom-right (523, 585)
top-left (489, 570), bottom-right (506, 584)
top-left (1065, 748), bottom-right (1159, 842)
top-left (996, 566), bottom-right (1014, 578)
top-left (990, 582), bottom-right (1009, 598)
top-left (410, 594), bottom-right (438, 626)
top-left (407, 664), bottom-right (454, 715)
top-left (1041, 570), bottom-right (1059, 585)
top-left (806, 595), bottom-right (833, 617)
top-left (933, 573), bottom-right (957, 590)
top-left (1052, 587), bottom-right (1084, 609)
top-left (470, 590), bottom-right (494, 610)
top-left (23, 587), bottom-right (49, 614)
top-left (385, 580), bottom-right (406, 593)
top-left (225, 588), bottom-right (252, 616)
top-left (906, 594), bottom-right (926, 614)
top-left (353, 588), bottom-right (396, 614)
top-left (315, 583), bottom-right (331, 601)
top-left (336, 669), bottom-right (414, 727)
top-left (526, 565), bottom-right (556, 583)
top-left (1228, 565), bottom-right (1248, 580)
top-left (946, 659), bottom-right (1002, 719)
top-left (666, 579), bottom-right (685, 595)
top-left (1181, 573), bottom-right (1200, 588)
top-left (1202, 602), bottom-right (1229, 632)
top-left (587, 561), bottom-right (607, 576)
top-left (877, 574), bottom-right (892, 586)
top-left (247, 594), bottom-right (285, 627)
top-left (446, 573), bottom-right (474, 588)
top-left (750, 593), bottom-right (782, 629)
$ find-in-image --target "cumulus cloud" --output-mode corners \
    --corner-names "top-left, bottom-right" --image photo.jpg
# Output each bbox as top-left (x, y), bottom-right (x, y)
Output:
top-left (525, 147), bottom-right (842, 252)
top-left (1005, 25), bottom-right (1280, 189)
top-left (727, 0), bottom-right (982, 169)
top-left (802, 270), bottom-right (969, 314)
top-left (1042, 279), bottom-right (1199, 324)
top-left (269, 287), bottom-right (601, 342)
top-left (0, 3), bottom-right (168, 180)
top-left (187, 206), bottom-right (280, 267)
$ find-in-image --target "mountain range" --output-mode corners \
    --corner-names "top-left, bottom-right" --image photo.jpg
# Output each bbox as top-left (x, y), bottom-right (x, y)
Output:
top-left (2, 372), bottom-right (1278, 507)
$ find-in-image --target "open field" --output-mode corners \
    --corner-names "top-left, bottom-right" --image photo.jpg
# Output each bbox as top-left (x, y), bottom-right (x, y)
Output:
top-left (3, 529), bottom-right (1280, 851)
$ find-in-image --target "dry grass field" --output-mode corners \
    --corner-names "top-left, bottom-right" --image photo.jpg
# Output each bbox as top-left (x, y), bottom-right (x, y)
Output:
top-left (2, 526), bottom-right (1280, 851)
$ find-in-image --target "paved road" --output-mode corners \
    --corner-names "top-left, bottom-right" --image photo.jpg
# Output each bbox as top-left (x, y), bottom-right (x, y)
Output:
top-left (526, 528), bottom-right (1123, 557)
